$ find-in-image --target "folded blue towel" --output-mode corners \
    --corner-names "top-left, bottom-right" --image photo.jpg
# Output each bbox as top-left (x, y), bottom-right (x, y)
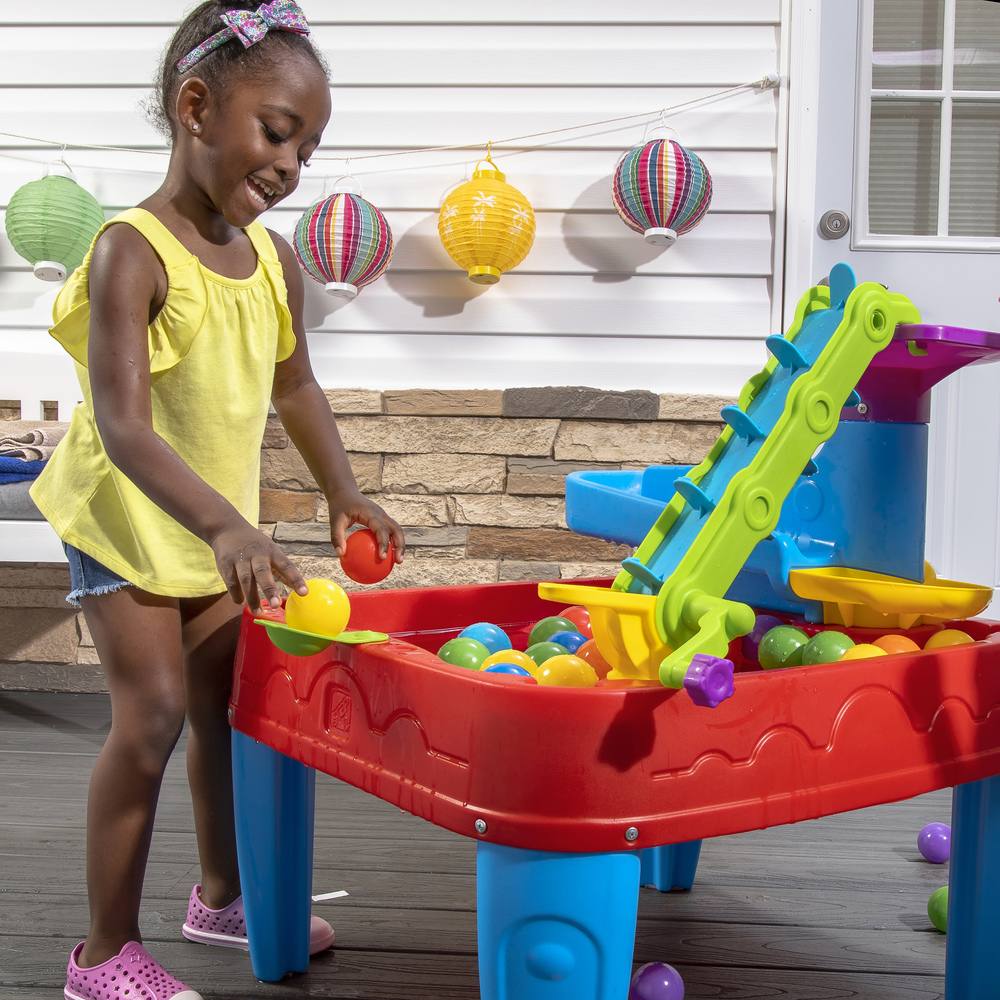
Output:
top-left (0, 455), bottom-right (47, 484)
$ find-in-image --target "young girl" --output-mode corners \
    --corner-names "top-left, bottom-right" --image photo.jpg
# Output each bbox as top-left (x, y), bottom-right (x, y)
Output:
top-left (30, 5), bottom-right (404, 999)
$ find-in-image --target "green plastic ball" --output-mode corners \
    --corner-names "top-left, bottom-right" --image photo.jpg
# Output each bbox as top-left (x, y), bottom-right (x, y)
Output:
top-left (928, 885), bottom-right (948, 932)
top-left (438, 637), bottom-right (490, 670)
top-left (801, 630), bottom-right (855, 665)
top-left (758, 626), bottom-right (810, 670)
top-left (528, 616), bottom-right (576, 647)
top-left (525, 641), bottom-right (571, 666)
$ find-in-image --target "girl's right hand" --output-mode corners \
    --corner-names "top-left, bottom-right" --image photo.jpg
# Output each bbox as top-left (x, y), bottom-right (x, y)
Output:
top-left (210, 525), bottom-right (309, 613)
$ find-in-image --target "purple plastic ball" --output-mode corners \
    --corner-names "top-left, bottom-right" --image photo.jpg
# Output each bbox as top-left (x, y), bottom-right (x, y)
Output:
top-left (741, 614), bottom-right (784, 662)
top-left (630, 962), bottom-right (685, 1000)
top-left (918, 822), bottom-right (951, 864)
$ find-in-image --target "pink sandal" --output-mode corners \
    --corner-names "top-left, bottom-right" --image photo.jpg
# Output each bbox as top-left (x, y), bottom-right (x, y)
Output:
top-left (181, 884), bottom-right (335, 955)
top-left (64, 940), bottom-right (201, 1000)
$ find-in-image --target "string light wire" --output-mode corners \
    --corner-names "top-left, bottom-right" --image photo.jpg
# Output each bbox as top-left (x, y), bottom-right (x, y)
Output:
top-left (0, 72), bottom-right (779, 173)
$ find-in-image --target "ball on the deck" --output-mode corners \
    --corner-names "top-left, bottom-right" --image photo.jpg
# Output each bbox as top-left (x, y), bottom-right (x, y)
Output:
top-left (758, 626), bottom-right (809, 669)
top-left (339, 528), bottom-right (394, 584)
top-left (928, 886), bottom-right (948, 932)
top-left (918, 822), bottom-right (951, 864)
top-left (459, 621), bottom-right (511, 654)
top-left (438, 637), bottom-right (490, 670)
top-left (284, 579), bottom-right (351, 638)
top-left (629, 961), bottom-right (685, 1000)
top-left (742, 614), bottom-right (783, 662)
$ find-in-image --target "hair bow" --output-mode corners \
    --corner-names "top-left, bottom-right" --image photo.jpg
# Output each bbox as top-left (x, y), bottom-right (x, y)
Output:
top-left (177, 1), bottom-right (311, 73)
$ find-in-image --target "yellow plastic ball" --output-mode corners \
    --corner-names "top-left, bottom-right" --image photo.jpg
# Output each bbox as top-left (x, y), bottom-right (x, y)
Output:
top-left (284, 579), bottom-right (351, 638)
top-left (839, 643), bottom-right (885, 661)
top-left (924, 629), bottom-right (974, 649)
top-left (481, 649), bottom-right (538, 675)
top-left (535, 654), bottom-right (599, 688)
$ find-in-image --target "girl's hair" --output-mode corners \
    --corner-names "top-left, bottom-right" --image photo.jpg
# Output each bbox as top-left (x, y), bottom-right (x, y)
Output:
top-left (147, 1), bottom-right (330, 141)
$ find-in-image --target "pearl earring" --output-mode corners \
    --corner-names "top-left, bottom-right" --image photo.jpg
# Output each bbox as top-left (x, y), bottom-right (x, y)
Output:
top-left (191, 123), bottom-right (200, 133)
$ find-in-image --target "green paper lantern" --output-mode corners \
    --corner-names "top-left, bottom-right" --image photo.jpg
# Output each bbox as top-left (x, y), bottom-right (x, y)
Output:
top-left (5, 173), bottom-right (105, 282)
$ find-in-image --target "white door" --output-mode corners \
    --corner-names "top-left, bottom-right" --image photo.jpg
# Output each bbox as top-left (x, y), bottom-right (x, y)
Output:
top-left (785, 0), bottom-right (1000, 612)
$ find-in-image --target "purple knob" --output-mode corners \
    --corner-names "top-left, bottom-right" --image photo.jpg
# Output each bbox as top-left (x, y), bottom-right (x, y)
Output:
top-left (683, 654), bottom-right (735, 708)
top-left (630, 961), bottom-right (685, 1000)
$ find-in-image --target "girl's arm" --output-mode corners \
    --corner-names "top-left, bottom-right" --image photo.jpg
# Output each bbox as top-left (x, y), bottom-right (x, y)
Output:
top-left (86, 223), bottom-right (307, 611)
top-left (269, 232), bottom-right (405, 563)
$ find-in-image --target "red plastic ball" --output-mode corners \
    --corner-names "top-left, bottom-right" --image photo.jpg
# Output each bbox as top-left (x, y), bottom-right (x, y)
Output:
top-left (560, 605), bottom-right (593, 639)
top-left (340, 528), bottom-right (394, 584)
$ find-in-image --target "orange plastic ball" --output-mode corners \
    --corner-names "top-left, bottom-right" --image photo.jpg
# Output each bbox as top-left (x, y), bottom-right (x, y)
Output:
top-left (873, 634), bottom-right (921, 655)
top-left (839, 643), bottom-right (885, 661)
top-left (285, 579), bottom-right (351, 638)
top-left (481, 649), bottom-right (538, 675)
top-left (575, 639), bottom-right (613, 679)
top-left (535, 654), bottom-right (599, 687)
top-left (924, 629), bottom-right (974, 649)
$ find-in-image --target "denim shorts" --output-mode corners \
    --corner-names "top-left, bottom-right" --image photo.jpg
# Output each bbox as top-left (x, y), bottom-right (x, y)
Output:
top-left (64, 543), bottom-right (136, 607)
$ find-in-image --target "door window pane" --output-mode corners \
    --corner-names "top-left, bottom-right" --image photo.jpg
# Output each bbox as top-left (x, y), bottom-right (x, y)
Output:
top-left (869, 101), bottom-right (941, 234)
top-left (872, 0), bottom-right (943, 90)
top-left (954, 3), bottom-right (1000, 90)
top-left (949, 103), bottom-right (1000, 235)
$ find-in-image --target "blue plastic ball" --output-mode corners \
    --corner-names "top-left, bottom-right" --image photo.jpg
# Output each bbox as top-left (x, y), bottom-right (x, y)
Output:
top-left (918, 822), bottom-right (951, 864)
top-left (484, 663), bottom-right (533, 677)
top-left (546, 629), bottom-right (588, 654)
top-left (630, 961), bottom-right (685, 1000)
top-left (458, 621), bottom-right (511, 655)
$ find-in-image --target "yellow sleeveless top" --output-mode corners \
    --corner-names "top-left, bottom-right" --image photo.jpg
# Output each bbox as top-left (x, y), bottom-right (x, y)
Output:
top-left (30, 208), bottom-right (296, 598)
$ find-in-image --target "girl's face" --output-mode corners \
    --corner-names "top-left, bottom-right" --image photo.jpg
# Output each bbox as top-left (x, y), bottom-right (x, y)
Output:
top-left (193, 50), bottom-right (331, 228)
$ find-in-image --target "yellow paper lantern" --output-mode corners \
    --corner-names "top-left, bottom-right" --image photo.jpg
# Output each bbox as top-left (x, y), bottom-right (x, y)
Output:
top-left (438, 154), bottom-right (535, 284)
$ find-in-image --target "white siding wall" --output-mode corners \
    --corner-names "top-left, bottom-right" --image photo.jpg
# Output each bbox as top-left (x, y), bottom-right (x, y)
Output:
top-left (0, 1), bottom-right (785, 399)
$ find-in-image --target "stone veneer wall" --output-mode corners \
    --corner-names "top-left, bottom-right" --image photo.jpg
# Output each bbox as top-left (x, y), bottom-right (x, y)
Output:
top-left (0, 388), bottom-right (729, 692)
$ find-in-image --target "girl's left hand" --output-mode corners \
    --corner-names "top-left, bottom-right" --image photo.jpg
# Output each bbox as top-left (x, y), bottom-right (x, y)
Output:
top-left (327, 489), bottom-right (406, 563)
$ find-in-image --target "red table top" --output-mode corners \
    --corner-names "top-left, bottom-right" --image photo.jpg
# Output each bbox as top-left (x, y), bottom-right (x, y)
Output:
top-left (230, 579), bottom-right (1000, 853)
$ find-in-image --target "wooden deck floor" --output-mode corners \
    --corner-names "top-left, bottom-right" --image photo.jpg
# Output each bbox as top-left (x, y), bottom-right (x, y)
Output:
top-left (1, 690), bottom-right (951, 999)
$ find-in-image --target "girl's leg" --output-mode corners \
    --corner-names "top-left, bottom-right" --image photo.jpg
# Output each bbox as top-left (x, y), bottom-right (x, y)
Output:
top-left (77, 588), bottom-right (186, 968)
top-left (180, 593), bottom-right (244, 909)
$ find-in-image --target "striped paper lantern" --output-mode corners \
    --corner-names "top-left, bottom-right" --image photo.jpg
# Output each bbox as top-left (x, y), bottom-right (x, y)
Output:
top-left (293, 182), bottom-right (393, 298)
top-left (612, 137), bottom-right (712, 247)
top-left (438, 158), bottom-right (535, 285)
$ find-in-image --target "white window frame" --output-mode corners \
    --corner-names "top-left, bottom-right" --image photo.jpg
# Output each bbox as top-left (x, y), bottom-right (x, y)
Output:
top-left (853, 0), bottom-right (1000, 251)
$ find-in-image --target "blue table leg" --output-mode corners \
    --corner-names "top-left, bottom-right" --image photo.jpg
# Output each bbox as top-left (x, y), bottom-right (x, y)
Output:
top-left (231, 730), bottom-right (315, 982)
top-left (945, 774), bottom-right (1000, 1000)
top-left (640, 841), bottom-right (703, 891)
top-left (477, 843), bottom-right (640, 1000)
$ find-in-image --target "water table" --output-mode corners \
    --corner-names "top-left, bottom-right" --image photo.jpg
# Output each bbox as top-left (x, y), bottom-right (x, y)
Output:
top-left (229, 266), bottom-right (1000, 998)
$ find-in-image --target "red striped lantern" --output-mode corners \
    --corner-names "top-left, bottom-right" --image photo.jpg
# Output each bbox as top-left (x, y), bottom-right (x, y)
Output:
top-left (293, 178), bottom-right (393, 299)
top-left (612, 134), bottom-right (713, 247)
